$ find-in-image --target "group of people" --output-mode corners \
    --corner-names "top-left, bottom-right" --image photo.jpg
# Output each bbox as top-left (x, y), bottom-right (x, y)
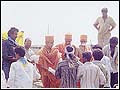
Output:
top-left (2, 7), bottom-right (118, 88)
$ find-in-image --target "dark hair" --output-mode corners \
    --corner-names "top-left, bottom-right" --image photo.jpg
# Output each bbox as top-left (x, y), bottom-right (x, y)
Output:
top-left (110, 37), bottom-right (118, 45)
top-left (82, 52), bottom-right (92, 61)
top-left (65, 45), bottom-right (75, 60)
top-left (66, 45), bottom-right (73, 52)
top-left (101, 8), bottom-right (108, 12)
top-left (8, 27), bottom-right (19, 36)
top-left (92, 44), bottom-right (102, 50)
top-left (15, 46), bottom-right (25, 57)
top-left (92, 49), bottom-right (103, 60)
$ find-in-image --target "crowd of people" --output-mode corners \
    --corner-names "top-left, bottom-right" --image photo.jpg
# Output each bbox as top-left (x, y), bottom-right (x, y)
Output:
top-left (1, 8), bottom-right (118, 88)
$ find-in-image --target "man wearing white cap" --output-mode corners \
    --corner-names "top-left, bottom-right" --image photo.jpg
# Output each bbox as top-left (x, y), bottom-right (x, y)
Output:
top-left (24, 38), bottom-right (35, 62)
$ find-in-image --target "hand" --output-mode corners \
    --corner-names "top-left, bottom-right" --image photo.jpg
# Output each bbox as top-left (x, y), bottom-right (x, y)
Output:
top-left (108, 29), bottom-right (112, 32)
top-left (75, 56), bottom-right (80, 61)
top-left (48, 67), bottom-right (53, 72)
top-left (8, 56), bottom-right (13, 58)
top-left (9, 57), bottom-right (17, 61)
top-left (97, 27), bottom-right (100, 30)
top-left (28, 60), bottom-right (35, 64)
top-left (31, 61), bottom-right (35, 64)
top-left (48, 67), bottom-right (55, 75)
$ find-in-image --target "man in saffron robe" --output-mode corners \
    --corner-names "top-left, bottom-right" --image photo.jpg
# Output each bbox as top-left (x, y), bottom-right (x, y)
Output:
top-left (36, 35), bottom-right (61, 88)
top-left (55, 33), bottom-right (78, 60)
top-left (77, 35), bottom-right (91, 63)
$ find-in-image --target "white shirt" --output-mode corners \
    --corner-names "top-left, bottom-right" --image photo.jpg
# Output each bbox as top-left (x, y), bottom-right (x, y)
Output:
top-left (25, 48), bottom-right (35, 61)
top-left (7, 59), bottom-right (40, 88)
top-left (101, 55), bottom-right (113, 72)
top-left (92, 60), bottom-right (110, 87)
top-left (103, 44), bottom-right (118, 73)
top-left (77, 62), bottom-right (106, 88)
top-left (101, 56), bottom-right (112, 87)
top-left (1, 70), bottom-right (7, 88)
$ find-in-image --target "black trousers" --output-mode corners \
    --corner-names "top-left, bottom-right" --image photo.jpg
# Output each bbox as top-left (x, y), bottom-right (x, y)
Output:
top-left (111, 72), bottom-right (118, 88)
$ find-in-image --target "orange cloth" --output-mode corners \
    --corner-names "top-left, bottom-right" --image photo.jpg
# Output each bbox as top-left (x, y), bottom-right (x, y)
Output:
top-left (79, 45), bottom-right (90, 53)
top-left (77, 81), bottom-right (81, 88)
top-left (80, 35), bottom-right (87, 42)
top-left (101, 8), bottom-right (108, 12)
top-left (36, 46), bottom-right (60, 88)
top-left (55, 43), bottom-right (78, 60)
top-left (55, 43), bottom-right (65, 60)
top-left (45, 35), bottom-right (54, 42)
top-left (76, 48), bottom-right (83, 63)
top-left (65, 33), bottom-right (72, 40)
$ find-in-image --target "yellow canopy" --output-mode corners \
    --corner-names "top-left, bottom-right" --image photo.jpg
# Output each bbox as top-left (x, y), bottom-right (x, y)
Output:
top-left (2, 31), bottom-right (24, 46)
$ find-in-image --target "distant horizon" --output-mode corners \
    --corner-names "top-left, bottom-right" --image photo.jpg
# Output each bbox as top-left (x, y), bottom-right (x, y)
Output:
top-left (1, 1), bottom-right (119, 47)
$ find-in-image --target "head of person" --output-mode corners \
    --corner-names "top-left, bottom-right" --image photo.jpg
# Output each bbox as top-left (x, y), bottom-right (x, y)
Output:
top-left (24, 38), bottom-right (32, 50)
top-left (15, 46), bottom-right (25, 60)
top-left (65, 45), bottom-right (75, 60)
top-left (82, 52), bottom-right (92, 63)
top-left (65, 33), bottom-right (72, 45)
top-left (8, 27), bottom-right (19, 40)
top-left (101, 8), bottom-right (108, 17)
top-left (45, 35), bottom-right (54, 49)
top-left (109, 37), bottom-right (118, 48)
top-left (92, 49), bottom-right (104, 61)
top-left (80, 35), bottom-right (87, 46)
top-left (91, 44), bottom-right (102, 52)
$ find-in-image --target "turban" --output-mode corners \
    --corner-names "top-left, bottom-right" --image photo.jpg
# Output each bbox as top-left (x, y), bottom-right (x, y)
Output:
top-left (45, 35), bottom-right (54, 42)
top-left (80, 35), bottom-right (87, 42)
top-left (65, 33), bottom-right (72, 40)
top-left (101, 8), bottom-right (108, 12)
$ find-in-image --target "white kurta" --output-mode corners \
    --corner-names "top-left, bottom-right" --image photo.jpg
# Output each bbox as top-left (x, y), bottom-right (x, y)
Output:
top-left (7, 60), bottom-right (40, 88)
top-left (92, 60), bottom-right (109, 87)
top-left (101, 55), bottom-right (113, 87)
top-left (2, 70), bottom-right (7, 88)
top-left (25, 48), bottom-right (35, 61)
top-left (102, 44), bottom-right (118, 73)
top-left (77, 62), bottom-right (106, 88)
top-left (101, 56), bottom-right (113, 73)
